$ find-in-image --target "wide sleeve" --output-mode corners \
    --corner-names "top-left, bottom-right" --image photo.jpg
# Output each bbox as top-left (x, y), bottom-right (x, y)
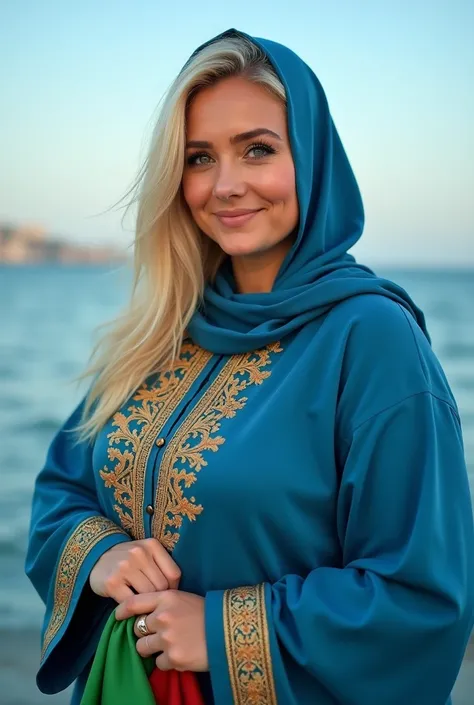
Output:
top-left (25, 399), bottom-right (131, 694)
top-left (205, 392), bottom-right (474, 705)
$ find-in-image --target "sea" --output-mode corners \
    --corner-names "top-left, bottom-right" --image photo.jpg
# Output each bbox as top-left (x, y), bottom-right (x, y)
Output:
top-left (0, 264), bottom-right (473, 704)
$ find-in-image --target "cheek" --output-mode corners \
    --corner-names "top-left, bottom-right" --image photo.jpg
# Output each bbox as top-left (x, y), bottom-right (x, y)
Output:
top-left (182, 174), bottom-right (210, 212)
top-left (258, 163), bottom-right (297, 209)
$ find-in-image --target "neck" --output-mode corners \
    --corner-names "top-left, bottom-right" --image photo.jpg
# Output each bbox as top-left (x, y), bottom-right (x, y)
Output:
top-left (231, 238), bottom-right (293, 294)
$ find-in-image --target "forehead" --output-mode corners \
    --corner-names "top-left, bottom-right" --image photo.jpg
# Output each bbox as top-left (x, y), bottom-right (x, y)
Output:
top-left (186, 76), bottom-right (287, 137)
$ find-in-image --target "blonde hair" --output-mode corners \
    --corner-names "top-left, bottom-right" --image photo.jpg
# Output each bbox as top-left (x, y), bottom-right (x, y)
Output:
top-left (78, 34), bottom-right (286, 440)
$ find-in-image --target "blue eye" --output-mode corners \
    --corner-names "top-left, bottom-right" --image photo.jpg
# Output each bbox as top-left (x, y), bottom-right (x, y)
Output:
top-left (247, 142), bottom-right (276, 159)
top-left (186, 142), bottom-right (276, 167)
top-left (187, 152), bottom-right (213, 166)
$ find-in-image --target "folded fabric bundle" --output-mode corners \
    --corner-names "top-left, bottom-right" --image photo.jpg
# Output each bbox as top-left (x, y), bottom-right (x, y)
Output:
top-left (80, 610), bottom-right (204, 705)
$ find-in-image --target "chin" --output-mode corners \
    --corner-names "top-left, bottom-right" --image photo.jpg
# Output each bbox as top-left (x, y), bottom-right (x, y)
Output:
top-left (217, 240), bottom-right (264, 258)
top-left (213, 231), bottom-right (269, 258)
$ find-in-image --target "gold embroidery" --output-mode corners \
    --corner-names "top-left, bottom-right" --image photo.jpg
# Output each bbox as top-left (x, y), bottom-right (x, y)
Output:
top-left (41, 516), bottom-right (127, 658)
top-left (153, 342), bottom-right (283, 550)
top-left (224, 584), bottom-right (277, 705)
top-left (99, 343), bottom-right (211, 538)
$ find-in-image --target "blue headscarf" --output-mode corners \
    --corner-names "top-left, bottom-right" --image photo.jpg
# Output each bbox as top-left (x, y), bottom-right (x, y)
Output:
top-left (187, 29), bottom-right (429, 354)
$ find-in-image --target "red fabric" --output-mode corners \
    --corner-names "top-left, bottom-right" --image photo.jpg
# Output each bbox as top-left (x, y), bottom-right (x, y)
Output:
top-left (149, 668), bottom-right (205, 705)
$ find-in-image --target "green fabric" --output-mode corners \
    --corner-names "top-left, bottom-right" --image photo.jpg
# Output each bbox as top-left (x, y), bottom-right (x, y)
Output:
top-left (80, 611), bottom-right (155, 705)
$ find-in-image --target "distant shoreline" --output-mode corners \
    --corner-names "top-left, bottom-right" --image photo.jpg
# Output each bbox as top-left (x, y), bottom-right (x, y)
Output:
top-left (0, 224), bottom-right (126, 266)
top-left (0, 260), bottom-right (128, 267)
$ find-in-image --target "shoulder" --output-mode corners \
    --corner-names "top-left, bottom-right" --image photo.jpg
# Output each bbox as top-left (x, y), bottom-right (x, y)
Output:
top-left (328, 293), bottom-right (429, 368)
top-left (327, 295), bottom-right (457, 427)
top-left (329, 292), bottom-right (423, 341)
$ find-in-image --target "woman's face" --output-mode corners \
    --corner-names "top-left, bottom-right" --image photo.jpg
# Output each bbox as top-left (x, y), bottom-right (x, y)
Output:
top-left (182, 76), bottom-right (299, 260)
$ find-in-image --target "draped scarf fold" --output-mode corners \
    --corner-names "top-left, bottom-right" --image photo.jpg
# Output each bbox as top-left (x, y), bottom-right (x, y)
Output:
top-left (185, 29), bottom-right (429, 354)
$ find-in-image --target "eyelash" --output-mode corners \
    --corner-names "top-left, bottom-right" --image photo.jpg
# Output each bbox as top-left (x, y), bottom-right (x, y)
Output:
top-left (186, 141), bottom-right (277, 167)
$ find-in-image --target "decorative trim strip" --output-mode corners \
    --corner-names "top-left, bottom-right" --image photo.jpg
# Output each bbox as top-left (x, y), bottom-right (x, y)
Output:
top-left (99, 343), bottom-right (211, 538)
top-left (131, 346), bottom-right (211, 538)
top-left (153, 343), bottom-right (283, 550)
top-left (41, 515), bottom-right (127, 658)
top-left (223, 584), bottom-right (277, 705)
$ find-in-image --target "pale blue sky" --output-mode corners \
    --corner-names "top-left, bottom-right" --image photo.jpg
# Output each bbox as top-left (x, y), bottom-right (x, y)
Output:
top-left (1, 0), bottom-right (473, 265)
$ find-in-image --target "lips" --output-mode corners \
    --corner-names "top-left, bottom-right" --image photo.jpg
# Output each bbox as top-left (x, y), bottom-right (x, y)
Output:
top-left (214, 209), bottom-right (262, 228)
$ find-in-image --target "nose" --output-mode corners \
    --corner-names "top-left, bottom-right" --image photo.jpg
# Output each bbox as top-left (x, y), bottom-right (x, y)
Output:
top-left (212, 161), bottom-right (246, 201)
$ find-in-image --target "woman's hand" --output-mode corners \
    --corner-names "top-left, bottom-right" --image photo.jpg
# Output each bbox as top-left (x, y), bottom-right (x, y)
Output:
top-left (115, 591), bottom-right (208, 672)
top-left (89, 538), bottom-right (181, 603)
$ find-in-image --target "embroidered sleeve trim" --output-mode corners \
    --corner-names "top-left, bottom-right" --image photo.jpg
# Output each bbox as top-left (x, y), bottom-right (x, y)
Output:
top-left (41, 515), bottom-right (128, 659)
top-left (223, 584), bottom-right (277, 705)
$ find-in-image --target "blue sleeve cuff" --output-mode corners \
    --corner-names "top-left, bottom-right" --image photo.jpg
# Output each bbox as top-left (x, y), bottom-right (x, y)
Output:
top-left (205, 589), bottom-right (235, 705)
top-left (37, 517), bottom-right (130, 694)
top-left (205, 584), bottom-right (280, 705)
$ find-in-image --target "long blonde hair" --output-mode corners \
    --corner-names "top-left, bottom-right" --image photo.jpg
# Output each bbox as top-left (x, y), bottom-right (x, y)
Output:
top-left (78, 34), bottom-right (286, 440)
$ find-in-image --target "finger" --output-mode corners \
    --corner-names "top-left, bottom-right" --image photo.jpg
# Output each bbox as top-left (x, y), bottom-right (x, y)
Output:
top-left (136, 633), bottom-right (164, 658)
top-left (155, 651), bottom-right (172, 671)
top-left (129, 542), bottom-right (176, 591)
top-left (107, 582), bottom-right (135, 604)
top-left (127, 571), bottom-right (156, 595)
top-left (115, 591), bottom-right (164, 620)
top-left (148, 541), bottom-right (181, 590)
top-left (140, 562), bottom-right (170, 592)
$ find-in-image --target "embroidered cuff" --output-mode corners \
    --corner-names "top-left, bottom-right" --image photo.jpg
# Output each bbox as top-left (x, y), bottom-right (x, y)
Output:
top-left (205, 584), bottom-right (277, 705)
top-left (41, 515), bottom-right (129, 661)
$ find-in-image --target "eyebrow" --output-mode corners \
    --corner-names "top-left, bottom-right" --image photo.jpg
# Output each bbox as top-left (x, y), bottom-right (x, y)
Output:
top-left (185, 128), bottom-right (282, 150)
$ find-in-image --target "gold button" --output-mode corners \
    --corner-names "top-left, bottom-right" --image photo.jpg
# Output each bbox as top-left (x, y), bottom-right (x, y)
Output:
top-left (145, 505), bottom-right (154, 516)
top-left (155, 437), bottom-right (166, 448)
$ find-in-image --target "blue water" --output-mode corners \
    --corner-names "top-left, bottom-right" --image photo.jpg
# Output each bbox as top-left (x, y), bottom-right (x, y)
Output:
top-left (0, 265), bottom-right (473, 632)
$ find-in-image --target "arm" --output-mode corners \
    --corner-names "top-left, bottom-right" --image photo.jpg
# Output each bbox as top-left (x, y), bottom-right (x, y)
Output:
top-left (25, 399), bottom-right (131, 694)
top-left (205, 392), bottom-right (474, 705)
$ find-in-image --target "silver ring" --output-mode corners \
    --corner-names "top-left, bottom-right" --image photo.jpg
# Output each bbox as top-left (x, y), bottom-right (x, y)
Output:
top-left (136, 614), bottom-right (150, 637)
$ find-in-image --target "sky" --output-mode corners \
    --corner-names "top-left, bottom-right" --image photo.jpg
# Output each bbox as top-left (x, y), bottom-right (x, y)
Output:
top-left (0, 0), bottom-right (473, 266)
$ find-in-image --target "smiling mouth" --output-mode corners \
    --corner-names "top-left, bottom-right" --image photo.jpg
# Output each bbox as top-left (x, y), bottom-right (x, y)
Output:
top-left (214, 209), bottom-right (263, 228)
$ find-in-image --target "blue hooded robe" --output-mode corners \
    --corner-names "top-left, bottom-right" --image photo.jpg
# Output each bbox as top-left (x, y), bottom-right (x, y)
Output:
top-left (26, 29), bottom-right (474, 705)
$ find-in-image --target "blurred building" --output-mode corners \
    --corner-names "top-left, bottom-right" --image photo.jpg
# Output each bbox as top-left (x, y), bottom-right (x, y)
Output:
top-left (0, 223), bottom-right (125, 264)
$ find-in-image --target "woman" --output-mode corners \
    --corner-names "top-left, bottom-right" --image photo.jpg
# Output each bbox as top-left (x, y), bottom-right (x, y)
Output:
top-left (26, 28), bottom-right (474, 705)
